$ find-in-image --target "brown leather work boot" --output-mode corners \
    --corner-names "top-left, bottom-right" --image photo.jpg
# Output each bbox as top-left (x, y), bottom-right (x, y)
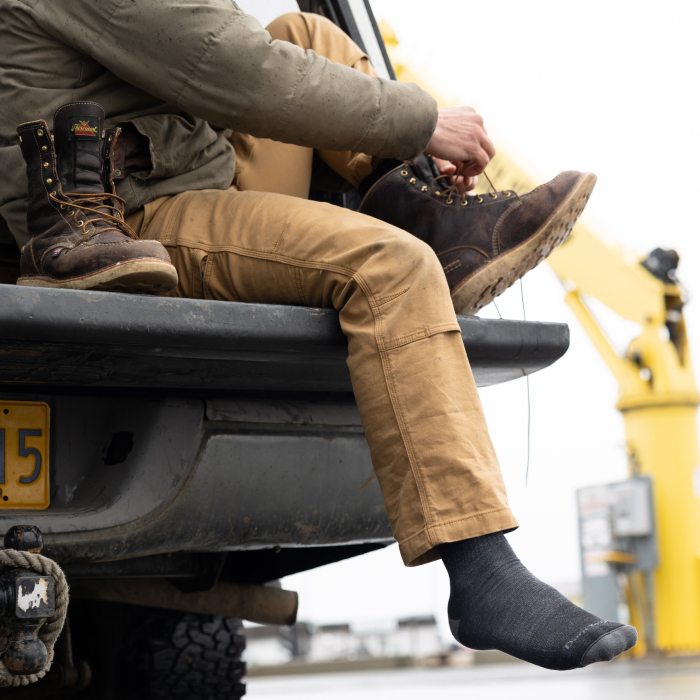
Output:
top-left (16, 102), bottom-right (178, 293)
top-left (359, 156), bottom-right (596, 314)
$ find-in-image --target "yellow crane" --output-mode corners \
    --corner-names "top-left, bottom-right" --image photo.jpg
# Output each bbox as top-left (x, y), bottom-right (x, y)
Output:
top-left (381, 23), bottom-right (700, 655)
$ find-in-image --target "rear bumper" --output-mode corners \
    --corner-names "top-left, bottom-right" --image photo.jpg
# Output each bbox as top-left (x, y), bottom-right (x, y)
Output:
top-left (0, 394), bottom-right (389, 565)
top-left (0, 285), bottom-right (569, 565)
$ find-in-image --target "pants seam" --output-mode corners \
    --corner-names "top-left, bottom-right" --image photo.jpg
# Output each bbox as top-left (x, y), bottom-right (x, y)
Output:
top-left (271, 219), bottom-right (290, 254)
top-left (425, 506), bottom-right (514, 532)
top-left (293, 267), bottom-right (306, 305)
top-left (374, 286), bottom-right (409, 307)
top-left (378, 323), bottom-right (461, 351)
top-left (202, 253), bottom-right (215, 298)
top-left (400, 505), bottom-right (516, 548)
top-left (168, 239), bottom-right (358, 277)
top-left (371, 306), bottom-right (436, 529)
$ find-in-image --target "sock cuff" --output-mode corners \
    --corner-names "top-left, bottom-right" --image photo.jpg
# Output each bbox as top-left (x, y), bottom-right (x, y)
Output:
top-left (438, 531), bottom-right (511, 569)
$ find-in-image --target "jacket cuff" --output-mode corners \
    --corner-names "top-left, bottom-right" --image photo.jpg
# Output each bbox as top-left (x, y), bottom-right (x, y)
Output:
top-left (355, 81), bottom-right (438, 161)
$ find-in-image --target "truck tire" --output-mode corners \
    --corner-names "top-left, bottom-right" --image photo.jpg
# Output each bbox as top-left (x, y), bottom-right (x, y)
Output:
top-left (122, 609), bottom-right (247, 700)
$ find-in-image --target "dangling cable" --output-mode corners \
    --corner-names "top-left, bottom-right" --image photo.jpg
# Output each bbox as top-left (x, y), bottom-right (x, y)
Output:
top-left (481, 166), bottom-right (530, 484)
top-left (520, 278), bottom-right (533, 487)
top-left (492, 298), bottom-right (503, 320)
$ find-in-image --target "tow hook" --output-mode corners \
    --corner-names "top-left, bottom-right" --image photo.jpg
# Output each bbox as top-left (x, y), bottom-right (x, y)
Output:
top-left (0, 526), bottom-right (56, 675)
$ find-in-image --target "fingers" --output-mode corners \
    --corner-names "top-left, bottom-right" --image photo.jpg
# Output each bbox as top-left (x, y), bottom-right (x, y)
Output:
top-left (425, 106), bottom-right (496, 176)
top-left (458, 149), bottom-right (490, 177)
top-left (432, 157), bottom-right (457, 176)
top-left (427, 158), bottom-right (478, 194)
top-left (459, 108), bottom-right (494, 159)
top-left (453, 174), bottom-right (478, 193)
top-left (470, 128), bottom-right (495, 169)
top-left (481, 132), bottom-right (496, 160)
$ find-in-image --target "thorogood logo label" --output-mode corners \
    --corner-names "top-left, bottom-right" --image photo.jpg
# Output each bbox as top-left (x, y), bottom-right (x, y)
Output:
top-left (71, 118), bottom-right (99, 139)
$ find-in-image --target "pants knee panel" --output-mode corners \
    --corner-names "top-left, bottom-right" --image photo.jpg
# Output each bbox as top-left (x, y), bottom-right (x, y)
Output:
top-left (355, 229), bottom-right (449, 306)
top-left (383, 232), bottom-right (445, 281)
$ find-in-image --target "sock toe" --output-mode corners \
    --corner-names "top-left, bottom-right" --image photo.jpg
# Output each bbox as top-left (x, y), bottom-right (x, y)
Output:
top-left (580, 624), bottom-right (638, 666)
top-left (439, 535), bottom-right (638, 671)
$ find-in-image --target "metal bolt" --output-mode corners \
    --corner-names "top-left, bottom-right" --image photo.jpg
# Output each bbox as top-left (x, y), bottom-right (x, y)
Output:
top-left (3, 525), bottom-right (44, 553)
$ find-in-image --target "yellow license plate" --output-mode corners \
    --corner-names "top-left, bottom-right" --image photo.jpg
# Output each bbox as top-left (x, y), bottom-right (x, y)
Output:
top-left (0, 401), bottom-right (50, 510)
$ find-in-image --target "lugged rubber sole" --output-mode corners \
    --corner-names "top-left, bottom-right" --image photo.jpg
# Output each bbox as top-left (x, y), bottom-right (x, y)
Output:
top-left (451, 172), bottom-right (596, 315)
top-left (17, 258), bottom-right (178, 295)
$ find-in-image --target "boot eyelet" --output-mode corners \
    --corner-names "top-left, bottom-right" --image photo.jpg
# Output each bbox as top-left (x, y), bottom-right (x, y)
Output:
top-left (420, 185), bottom-right (429, 192)
top-left (45, 178), bottom-right (53, 185)
top-left (446, 197), bottom-right (454, 204)
top-left (41, 145), bottom-right (48, 152)
top-left (400, 169), bottom-right (409, 177)
top-left (42, 162), bottom-right (50, 168)
top-left (76, 219), bottom-right (85, 227)
top-left (460, 199), bottom-right (469, 207)
top-left (489, 192), bottom-right (498, 199)
top-left (476, 195), bottom-right (484, 204)
top-left (504, 191), bottom-right (512, 198)
top-left (37, 129), bottom-right (44, 136)
top-left (409, 177), bottom-right (417, 185)
top-left (434, 191), bottom-right (442, 197)
top-left (60, 204), bottom-right (66, 210)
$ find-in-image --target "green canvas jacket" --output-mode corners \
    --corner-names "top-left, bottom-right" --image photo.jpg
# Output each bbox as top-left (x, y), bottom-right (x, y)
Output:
top-left (0, 0), bottom-right (438, 248)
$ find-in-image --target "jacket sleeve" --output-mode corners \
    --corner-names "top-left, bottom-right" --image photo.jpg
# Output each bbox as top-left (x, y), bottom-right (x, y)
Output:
top-left (38, 0), bottom-right (437, 160)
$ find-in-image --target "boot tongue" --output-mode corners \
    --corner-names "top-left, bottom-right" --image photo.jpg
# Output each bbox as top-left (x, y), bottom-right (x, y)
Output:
top-left (412, 153), bottom-right (441, 182)
top-left (53, 102), bottom-right (105, 194)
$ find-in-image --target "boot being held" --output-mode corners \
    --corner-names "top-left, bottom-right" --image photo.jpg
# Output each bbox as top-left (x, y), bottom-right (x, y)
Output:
top-left (359, 156), bottom-right (595, 315)
top-left (16, 102), bottom-right (177, 293)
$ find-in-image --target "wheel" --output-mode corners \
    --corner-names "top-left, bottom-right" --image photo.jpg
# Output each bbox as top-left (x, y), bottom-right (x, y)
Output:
top-left (67, 602), bottom-right (246, 700)
top-left (121, 608), bottom-right (247, 700)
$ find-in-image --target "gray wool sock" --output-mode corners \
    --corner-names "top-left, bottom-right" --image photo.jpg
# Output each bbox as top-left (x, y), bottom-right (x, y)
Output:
top-left (438, 533), bottom-right (637, 670)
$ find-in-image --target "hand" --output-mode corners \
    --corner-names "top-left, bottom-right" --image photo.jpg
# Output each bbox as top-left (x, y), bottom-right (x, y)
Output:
top-left (432, 157), bottom-right (479, 194)
top-left (425, 106), bottom-right (496, 179)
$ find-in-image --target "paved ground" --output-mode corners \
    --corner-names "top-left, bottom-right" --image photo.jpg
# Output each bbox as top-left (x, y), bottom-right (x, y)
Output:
top-left (249, 657), bottom-right (700, 699)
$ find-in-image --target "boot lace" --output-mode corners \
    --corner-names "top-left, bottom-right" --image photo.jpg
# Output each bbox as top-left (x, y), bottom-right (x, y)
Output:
top-left (431, 170), bottom-right (518, 206)
top-left (402, 161), bottom-right (520, 207)
top-left (49, 191), bottom-right (137, 239)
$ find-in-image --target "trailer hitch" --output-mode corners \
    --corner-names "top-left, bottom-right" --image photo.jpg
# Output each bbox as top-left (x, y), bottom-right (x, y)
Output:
top-left (0, 526), bottom-right (59, 678)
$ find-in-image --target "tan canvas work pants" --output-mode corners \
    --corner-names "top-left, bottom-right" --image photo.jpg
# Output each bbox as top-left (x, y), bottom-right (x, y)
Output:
top-left (128, 12), bottom-right (517, 566)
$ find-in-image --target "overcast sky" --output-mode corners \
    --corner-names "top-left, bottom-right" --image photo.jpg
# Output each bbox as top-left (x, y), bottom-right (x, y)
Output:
top-left (241, 0), bottom-right (700, 636)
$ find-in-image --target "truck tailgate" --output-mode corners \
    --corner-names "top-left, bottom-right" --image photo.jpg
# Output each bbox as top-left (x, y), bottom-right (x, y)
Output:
top-left (0, 285), bottom-right (568, 392)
